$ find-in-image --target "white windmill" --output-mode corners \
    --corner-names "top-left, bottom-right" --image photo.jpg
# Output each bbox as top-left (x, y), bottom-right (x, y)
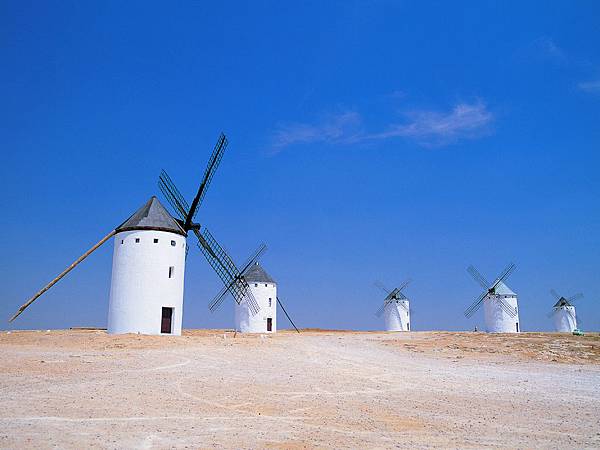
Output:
top-left (548, 289), bottom-right (583, 332)
top-left (236, 262), bottom-right (277, 333)
top-left (208, 261), bottom-right (300, 333)
top-left (374, 279), bottom-right (411, 331)
top-left (465, 263), bottom-right (520, 333)
top-left (10, 134), bottom-right (265, 336)
top-left (108, 197), bottom-right (187, 335)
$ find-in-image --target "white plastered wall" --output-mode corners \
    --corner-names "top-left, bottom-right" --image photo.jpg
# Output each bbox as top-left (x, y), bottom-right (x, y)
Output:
top-left (553, 306), bottom-right (577, 332)
top-left (234, 282), bottom-right (277, 333)
top-left (384, 300), bottom-right (410, 331)
top-left (107, 230), bottom-right (186, 335)
top-left (483, 295), bottom-right (520, 333)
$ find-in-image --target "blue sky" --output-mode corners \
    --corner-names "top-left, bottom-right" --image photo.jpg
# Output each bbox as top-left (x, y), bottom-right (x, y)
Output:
top-left (1, 1), bottom-right (599, 331)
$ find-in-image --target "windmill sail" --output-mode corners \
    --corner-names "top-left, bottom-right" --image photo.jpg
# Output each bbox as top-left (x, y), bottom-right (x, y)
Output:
top-left (194, 227), bottom-right (261, 315)
top-left (464, 263), bottom-right (516, 318)
top-left (184, 133), bottom-right (228, 230)
top-left (208, 244), bottom-right (267, 313)
top-left (158, 169), bottom-right (190, 221)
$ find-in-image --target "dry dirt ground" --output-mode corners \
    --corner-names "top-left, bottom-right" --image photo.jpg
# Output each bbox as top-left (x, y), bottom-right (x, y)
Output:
top-left (1, 329), bottom-right (599, 449)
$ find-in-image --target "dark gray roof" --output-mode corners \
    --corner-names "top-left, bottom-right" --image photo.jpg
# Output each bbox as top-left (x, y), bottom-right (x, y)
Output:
top-left (243, 262), bottom-right (276, 284)
top-left (553, 297), bottom-right (571, 308)
top-left (116, 196), bottom-right (186, 236)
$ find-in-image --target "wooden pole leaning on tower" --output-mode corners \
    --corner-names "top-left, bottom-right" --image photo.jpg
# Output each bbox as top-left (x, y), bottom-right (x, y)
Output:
top-left (9, 230), bottom-right (117, 322)
top-left (276, 296), bottom-right (300, 333)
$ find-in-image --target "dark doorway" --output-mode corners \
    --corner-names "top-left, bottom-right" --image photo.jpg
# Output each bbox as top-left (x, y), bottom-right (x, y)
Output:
top-left (266, 317), bottom-right (272, 332)
top-left (161, 307), bottom-right (173, 334)
top-left (407, 323), bottom-right (410, 331)
top-left (516, 322), bottom-right (519, 333)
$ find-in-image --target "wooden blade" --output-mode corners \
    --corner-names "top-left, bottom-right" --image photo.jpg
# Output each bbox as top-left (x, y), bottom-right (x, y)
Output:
top-left (467, 265), bottom-right (490, 289)
top-left (568, 293), bottom-right (584, 303)
top-left (207, 245), bottom-right (267, 314)
top-left (184, 133), bottom-right (228, 230)
top-left (495, 296), bottom-right (517, 318)
top-left (375, 293), bottom-right (397, 317)
top-left (492, 262), bottom-right (516, 289)
top-left (208, 282), bottom-right (232, 312)
top-left (397, 278), bottom-right (412, 293)
top-left (464, 289), bottom-right (488, 318)
top-left (194, 226), bottom-right (262, 315)
top-left (158, 169), bottom-right (190, 222)
top-left (373, 280), bottom-right (391, 295)
top-left (550, 289), bottom-right (561, 301)
top-left (375, 301), bottom-right (387, 317)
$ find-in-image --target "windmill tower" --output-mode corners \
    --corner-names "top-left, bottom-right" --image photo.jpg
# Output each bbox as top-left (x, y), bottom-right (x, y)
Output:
top-left (234, 262), bottom-right (277, 333)
top-left (207, 259), bottom-right (300, 333)
top-left (10, 133), bottom-right (264, 336)
top-left (374, 279), bottom-right (411, 331)
top-left (548, 290), bottom-right (583, 332)
top-left (107, 197), bottom-right (187, 335)
top-left (465, 263), bottom-right (520, 333)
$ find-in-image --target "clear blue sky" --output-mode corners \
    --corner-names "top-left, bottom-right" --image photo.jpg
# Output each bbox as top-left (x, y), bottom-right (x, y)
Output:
top-left (2, 1), bottom-right (599, 331)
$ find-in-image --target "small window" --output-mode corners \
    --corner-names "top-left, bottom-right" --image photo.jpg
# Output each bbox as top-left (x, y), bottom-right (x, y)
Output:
top-left (255, 283), bottom-right (258, 287)
top-left (268, 298), bottom-right (272, 307)
top-left (265, 283), bottom-right (268, 287)
top-left (135, 238), bottom-right (140, 243)
top-left (171, 240), bottom-right (176, 246)
top-left (168, 266), bottom-right (174, 278)
top-left (121, 240), bottom-right (124, 244)
top-left (154, 238), bottom-right (159, 244)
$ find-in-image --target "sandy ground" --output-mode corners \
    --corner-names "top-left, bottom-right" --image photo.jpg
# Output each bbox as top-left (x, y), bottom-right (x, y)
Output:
top-left (1, 330), bottom-right (599, 449)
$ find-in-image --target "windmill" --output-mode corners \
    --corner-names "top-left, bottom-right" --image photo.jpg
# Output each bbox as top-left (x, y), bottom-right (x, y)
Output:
top-left (208, 260), bottom-right (300, 334)
top-left (464, 263), bottom-right (520, 333)
top-left (8, 193), bottom-right (189, 333)
top-left (374, 279), bottom-right (411, 331)
top-left (10, 133), bottom-right (262, 336)
top-left (547, 290), bottom-right (583, 332)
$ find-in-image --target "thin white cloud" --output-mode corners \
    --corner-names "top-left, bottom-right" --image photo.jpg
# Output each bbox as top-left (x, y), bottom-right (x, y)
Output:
top-left (367, 101), bottom-right (494, 147)
top-left (578, 80), bottom-right (600, 94)
top-left (531, 36), bottom-right (567, 63)
top-left (271, 111), bottom-right (363, 151)
top-left (271, 101), bottom-right (494, 151)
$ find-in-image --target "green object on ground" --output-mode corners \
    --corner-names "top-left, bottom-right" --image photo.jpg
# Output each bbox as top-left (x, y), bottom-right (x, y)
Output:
top-left (572, 328), bottom-right (584, 336)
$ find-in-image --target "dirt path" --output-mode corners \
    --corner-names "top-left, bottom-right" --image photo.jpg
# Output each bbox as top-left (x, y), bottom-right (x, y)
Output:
top-left (1, 330), bottom-right (599, 448)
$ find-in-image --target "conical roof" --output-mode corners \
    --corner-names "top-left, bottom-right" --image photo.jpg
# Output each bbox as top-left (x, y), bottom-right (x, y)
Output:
top-left (493, 280), bottom-right (516, 296)
top-left (553, 297), bottom-right (571, 308)
top-left (243, 262), bottom-right (276, 284)
top-left (116, 196), bottom-right (186, 236)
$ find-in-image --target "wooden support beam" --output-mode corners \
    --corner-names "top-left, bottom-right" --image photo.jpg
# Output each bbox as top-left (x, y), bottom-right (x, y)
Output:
top-left (9, 230), bottom-right (116, 322)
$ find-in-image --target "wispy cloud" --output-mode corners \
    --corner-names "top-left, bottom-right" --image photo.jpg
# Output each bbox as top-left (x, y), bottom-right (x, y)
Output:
top-left (271, 111), bottom-right (363, 151)
top-left (367, 101), bottom-right (493, 147)
top-left (530, 36), bottom-right (567, 64)
top-left (271, 101), bottom-right (494, 151)
top-left (578, 80), bottom-right (600, 94)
